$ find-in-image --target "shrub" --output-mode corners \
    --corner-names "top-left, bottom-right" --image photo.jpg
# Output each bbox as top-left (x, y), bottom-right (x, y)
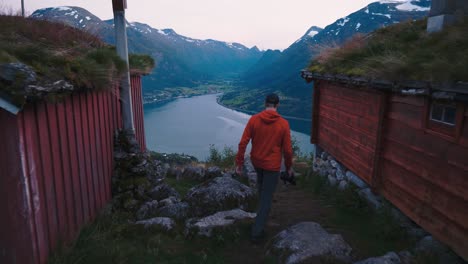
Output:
top-left (206, 144), bottom-right (236, 169)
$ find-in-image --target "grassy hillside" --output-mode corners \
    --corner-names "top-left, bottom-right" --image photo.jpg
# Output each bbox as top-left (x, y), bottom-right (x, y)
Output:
top-left (308, 18), bottom-right (468, 83)
top-left (0, 15), bottom-right (153, 105)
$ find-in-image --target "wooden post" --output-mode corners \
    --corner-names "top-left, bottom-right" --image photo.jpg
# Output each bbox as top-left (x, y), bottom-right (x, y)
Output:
top-left (21, 0), bottom-right (25, 17)
top-left (112, 0), bottom-right (135, 133)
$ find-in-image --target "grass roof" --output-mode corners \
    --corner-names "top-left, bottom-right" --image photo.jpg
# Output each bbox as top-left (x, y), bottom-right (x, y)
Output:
top-left (0, 15), bottom-right (154, 105)
top-left (308, 18), bottom-right (468, 84)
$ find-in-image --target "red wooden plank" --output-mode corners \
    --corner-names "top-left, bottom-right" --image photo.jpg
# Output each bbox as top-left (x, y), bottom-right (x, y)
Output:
top-left (381, 180), bottom-right (468, 261)
top-left (17, 112), bottom-right (39, 263)
top-left (319, 104), bottom-right (378, 135)
top-left (97, 92), bottom-right (108, 203)
top-left (104, 92), bottom-right (112, 200)
top-left (320, 92), bottom-right (380, 122)
top-left (56, 101), bottom-right (76, 242)
top-left (74, 94), bottom-right (90, 221)
top-left (81, 93), bottom-right (96, 217)
top-left (386, 101), bottom-right (423, 129)
top-left (92, 92), bottom-right (103, 209)
top-left (383, 138), bottom-right (468, 202)
top-left (0, 110), bottom-right (36, 264)
top-left (321, 82), bottom-right (381, 106)
top-left (87, 92), bottom-right (100, 213)
top-left (389, 94), bottom-right (425, 106)
top-left (65, 96), bottom-right (84, 230)
top-left (381, 159), bottom-right (468, 228)
top-left (319, 114), bottom-right (377, 150)
top-left (23, 106), bottom-right (50, 264)
top-left (45, 102), bottom-right (68, 244)
top-left (36, 103), bottom-right (59, 250)
top-left (117, 86), bottom-right (122, 129)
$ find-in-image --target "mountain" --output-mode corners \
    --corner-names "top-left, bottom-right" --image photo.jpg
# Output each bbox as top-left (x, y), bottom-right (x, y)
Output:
top-left (235, 0), bottom-right (431, 120)
top-left (30, 7), bottom-right (263, 92)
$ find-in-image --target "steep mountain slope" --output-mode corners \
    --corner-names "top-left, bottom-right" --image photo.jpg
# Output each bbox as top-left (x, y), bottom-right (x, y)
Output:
top-left (233, 0), bottom-right (431, 119)
top-left (31, 6), bottom-right (263, 92)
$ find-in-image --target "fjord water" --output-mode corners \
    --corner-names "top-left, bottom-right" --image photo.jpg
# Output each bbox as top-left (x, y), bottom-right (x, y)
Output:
top-left (144, 94), bottom-right (314, 160)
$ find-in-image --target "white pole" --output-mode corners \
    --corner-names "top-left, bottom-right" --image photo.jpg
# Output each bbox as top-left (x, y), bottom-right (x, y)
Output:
top-left (21, 0), bottom-right (25, 17)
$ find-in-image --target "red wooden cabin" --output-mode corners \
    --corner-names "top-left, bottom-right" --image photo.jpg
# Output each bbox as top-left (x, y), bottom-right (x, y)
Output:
top-left (302, 72), bottom-right (468, 260)
top-left (0, 74), bottom-right (145, 264)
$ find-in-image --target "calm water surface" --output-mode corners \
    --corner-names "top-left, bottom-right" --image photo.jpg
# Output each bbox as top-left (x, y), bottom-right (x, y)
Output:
top-left (144, 94), bottom-right (314, 160)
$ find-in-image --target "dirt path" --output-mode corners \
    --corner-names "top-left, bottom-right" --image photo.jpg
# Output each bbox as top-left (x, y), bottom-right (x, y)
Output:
top-left (224, 182), bottom-right (330, 264)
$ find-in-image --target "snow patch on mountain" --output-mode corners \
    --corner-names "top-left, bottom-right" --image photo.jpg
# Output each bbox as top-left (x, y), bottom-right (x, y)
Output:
top-left (379, 0), bottom-right (430, 11)
top-left (337, 17), bottom-right (350, 26)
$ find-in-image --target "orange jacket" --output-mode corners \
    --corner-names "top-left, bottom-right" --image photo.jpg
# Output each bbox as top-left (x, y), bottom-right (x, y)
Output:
top-left (236, 110), bottom-right (293, 172)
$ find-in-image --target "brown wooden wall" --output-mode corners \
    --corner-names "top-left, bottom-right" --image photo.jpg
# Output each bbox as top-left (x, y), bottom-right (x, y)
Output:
top-left (314, 82), bottom-right (384, 185)
top-left (380, 94), bottom-right (468, 260)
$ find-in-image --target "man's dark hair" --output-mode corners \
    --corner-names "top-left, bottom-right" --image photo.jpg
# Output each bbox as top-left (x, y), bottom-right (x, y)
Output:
top-left (265, 93), bottom-right (279, 107)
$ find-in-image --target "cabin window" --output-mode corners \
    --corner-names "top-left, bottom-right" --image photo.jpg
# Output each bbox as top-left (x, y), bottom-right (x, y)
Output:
top-left (430, 102), bottom-right (457, 126)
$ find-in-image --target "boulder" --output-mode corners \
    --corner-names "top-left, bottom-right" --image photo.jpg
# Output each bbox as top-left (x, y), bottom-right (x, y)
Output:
top-left (149, 183), bottom-right (180, 201)
top-left (338, 180), bottom-right (349, 190)
top-left (205, 166), bottom-right (223, 179)
top-left (136, 200), bottom-right (159, 220)
top-left (266, 222), bottom-right (352, 264)
top-left (358, 188), bottom-right (382, 209)
top-left (158, 196), bottom-right (180, 208)
top-left (180, 166), bottom-right (206, 181)
top-left (185, 176), bottom-right (256, 217)
top-left (346, 171), bottom-right (368, 189)
top-left (328, 175), bottom-right (338, 186)
top-left (157, 201), bottom-right (190, 220)
top-left (354, 252), bottom-right (401, 264)
top-left (135, 217), bottom-right (175, 231)
top-left (0, 62), bottom-right (36, 84)
top-left (185, 209), bottom-right (256, 237)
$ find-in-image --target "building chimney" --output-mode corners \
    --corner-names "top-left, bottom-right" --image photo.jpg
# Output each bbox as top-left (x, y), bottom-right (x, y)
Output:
top-left (427, 0), bottom-right (467, 33)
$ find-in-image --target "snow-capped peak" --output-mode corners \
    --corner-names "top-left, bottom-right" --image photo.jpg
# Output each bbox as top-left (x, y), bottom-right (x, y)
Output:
top-left (379, 0), bottom-right (430, 11)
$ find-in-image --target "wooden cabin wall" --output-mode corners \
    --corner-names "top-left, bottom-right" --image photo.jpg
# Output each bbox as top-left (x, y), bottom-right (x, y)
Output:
top-left (315, 82), bottom-right (383, 185)
top-left (380, 94), bottom-right (468, 260)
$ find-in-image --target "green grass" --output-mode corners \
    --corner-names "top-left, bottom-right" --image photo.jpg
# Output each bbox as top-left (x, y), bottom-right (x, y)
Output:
top-left (0, 15), bottom-right (154, 105)
top-left (165, 177), bottom-right (199, 198)
top-left (205, 145), bottom-right (236, 169)
top-left (48, 210), bottom-right (251, 264)
top-left (297, 170), bottom-right (414, 258)
top-left (308, 18), bottom-right (468, 83)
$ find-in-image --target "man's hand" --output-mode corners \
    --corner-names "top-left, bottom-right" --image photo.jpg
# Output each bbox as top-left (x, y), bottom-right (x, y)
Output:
top-left (235, 166), bottom-right (243, 176)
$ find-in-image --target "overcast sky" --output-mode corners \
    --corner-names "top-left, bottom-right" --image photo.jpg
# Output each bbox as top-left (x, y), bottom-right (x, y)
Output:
top-left (2, 0), bottom-right (379, 50)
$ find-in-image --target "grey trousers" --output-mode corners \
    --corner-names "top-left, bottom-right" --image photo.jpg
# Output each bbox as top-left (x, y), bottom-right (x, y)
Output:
top-left (251, 168), bottom-right (280, 238)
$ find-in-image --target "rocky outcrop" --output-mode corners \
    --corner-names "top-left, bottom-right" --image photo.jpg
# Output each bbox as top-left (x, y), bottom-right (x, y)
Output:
top-left (156, 201), bottom-right (190, 220)
top-left (179, 166), bottom-right (206, 181)
top-left (354, 252), bottom-right (401, 264)
top-left (149, 183), bottom-right (180, 201)
top-left (136, 200), bottom-right (159, 220)
top-left (135, 217), bottom-right (175, 231)
top-left (266, 222), bottom-right (352, 264)
top-left (185, 176), bottom-right (256, 217)
top-left (185, 209), bottom-right (256, 237)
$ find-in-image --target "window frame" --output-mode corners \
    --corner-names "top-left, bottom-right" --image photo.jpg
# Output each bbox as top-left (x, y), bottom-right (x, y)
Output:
top-left (429, 102), bottom-right (457, 126)
top-left (424, 99), bottom-right (464, 142)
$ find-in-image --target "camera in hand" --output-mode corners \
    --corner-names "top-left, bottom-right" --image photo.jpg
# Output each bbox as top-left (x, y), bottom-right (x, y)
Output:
top-left (280, 171), bottom-right (296, 185)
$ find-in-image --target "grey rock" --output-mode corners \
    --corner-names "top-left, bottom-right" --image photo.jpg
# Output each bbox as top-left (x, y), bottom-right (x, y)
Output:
top-left (185, 176), bottom-right (256, 217)
top-left (330, 160), bottom-right (338, 168)
top-left (397, 251), bottom-right (413, 264)
top-left (26, 80), bottom-right (74, 95)
top-left (354, 252), bottom-right (401, 264)
top-left (246, 172), bottom-right (258, 188)
top-left (185, 209), bottom-right (256, 237)
top-left (320, 151), bottom-right (329, 160)
top-left (328, 175), bottom-right (338, 186)
top-left (180, 166), bottom-right (206, 181)
top-left (149, 183), bottom-right (180, 201)
top-left (358, 188), bottom-right (382, 209)
top-left (157, 201), bottom-right (190, 220)
top-left (0, 62), bottom-right (36, 84)
top-left (135, 217), bottom-right (175, 231)
top-left (158, 196), bottom-right (180, 207)
top-left (336, 168), bottom-right (345, 181)
top-left (166, 167), bottom-right (182, 178)
top-left (205, 166), bottom-right (223, 179)
top-left (346, 171), bottom-right (368, 189)
top-left (267, 222), bottom-right (352, 264)
top-left (136, 200), bottom-right (159, 220)
top-left (338, 180), bottom-right (349, 190)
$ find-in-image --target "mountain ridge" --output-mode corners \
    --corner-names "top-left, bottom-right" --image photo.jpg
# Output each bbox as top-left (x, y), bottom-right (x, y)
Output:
top-left (30, 6), bottom-right (263, 92)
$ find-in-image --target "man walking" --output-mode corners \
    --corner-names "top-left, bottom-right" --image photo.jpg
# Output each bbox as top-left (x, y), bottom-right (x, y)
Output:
top-left (236, 93), bottom-right (294, 242)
